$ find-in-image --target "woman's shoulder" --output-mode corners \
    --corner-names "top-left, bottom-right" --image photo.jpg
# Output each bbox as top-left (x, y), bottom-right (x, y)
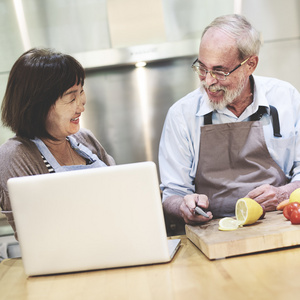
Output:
top-left (71, 128), bottom-right (115, 166)
top-left (73, 128), bottom-right (95, 140)
top-left (0, 135), bottom-right (38, 156)
top-left (0, 136), bottom-right (47, 180)
top-left (72, 128), bottom-right (100, 147)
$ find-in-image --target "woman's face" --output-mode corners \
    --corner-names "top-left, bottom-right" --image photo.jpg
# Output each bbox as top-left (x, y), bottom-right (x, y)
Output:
top-left (45, 83), bottom-right (86, 140)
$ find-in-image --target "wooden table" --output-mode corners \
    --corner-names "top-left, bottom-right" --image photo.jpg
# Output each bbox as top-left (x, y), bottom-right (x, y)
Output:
top-left (1, 236), bottom-right (300, 300)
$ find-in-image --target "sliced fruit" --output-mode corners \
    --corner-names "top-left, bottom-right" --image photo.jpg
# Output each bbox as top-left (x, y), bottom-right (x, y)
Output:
top-left (218, 217), bottom-right (239, 231)
top-left (289, 188), bottom-right (300, 203)
top-left (235, 198), bottom-right (263, 226)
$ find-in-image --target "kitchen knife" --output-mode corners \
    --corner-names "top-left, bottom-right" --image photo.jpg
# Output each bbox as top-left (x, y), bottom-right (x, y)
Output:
top-left (195, 206), bottom-right (210, 218)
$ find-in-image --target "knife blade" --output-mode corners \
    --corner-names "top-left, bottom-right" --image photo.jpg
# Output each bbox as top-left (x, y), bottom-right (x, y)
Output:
top-left (195, 206), bottom-right (210, 218)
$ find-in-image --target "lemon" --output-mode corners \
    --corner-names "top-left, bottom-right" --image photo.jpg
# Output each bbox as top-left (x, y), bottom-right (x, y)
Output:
top-left (218, 217), bottom-right (240, 231)
top-left (289, 188), bottom-right (300, 203)
top-left (235, 198), bottom-right (263, 226)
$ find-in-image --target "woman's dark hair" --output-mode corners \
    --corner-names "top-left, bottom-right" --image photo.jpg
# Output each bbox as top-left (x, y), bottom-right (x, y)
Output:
top-left (1, 48), bottom-right (85, 139)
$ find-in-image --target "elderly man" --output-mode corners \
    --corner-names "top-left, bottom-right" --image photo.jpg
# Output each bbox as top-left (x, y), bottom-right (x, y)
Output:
top-left (159, 14), bottom-right (300, 233)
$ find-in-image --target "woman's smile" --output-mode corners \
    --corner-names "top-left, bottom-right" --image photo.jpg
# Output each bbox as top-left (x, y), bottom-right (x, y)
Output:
top-left (71, 115), bottom-right (80, 124)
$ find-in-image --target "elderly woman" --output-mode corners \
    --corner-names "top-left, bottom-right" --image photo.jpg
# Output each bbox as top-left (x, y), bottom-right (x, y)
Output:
top-left (0, 48), bottom-right (115, 236)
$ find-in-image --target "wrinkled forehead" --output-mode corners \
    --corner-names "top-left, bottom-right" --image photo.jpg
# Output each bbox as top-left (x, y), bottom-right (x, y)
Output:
top-left (199, 28), bottom-right (240, 67)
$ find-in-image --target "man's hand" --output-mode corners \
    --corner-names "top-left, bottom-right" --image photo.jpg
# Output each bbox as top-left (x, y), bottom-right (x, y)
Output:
top-left (245, 184), bottom-right (289, 211)
top-left (180, 193), bottom-right (213, 225)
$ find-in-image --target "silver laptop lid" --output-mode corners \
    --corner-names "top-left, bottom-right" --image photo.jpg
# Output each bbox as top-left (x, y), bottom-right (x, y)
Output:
top-left (8, 162), bottom-right (179, 276)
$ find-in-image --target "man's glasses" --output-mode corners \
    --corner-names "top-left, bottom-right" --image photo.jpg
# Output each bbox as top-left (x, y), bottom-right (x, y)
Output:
top-left (191, 57), bottom-right (250, 81)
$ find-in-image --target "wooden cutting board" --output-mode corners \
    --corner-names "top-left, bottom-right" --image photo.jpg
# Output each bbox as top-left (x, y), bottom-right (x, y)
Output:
top-left (186, 211), bottom-right (300, 259)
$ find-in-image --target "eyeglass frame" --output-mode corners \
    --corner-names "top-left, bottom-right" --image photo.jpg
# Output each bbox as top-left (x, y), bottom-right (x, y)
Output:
top-left (191, 57), bottom-right (250, 81)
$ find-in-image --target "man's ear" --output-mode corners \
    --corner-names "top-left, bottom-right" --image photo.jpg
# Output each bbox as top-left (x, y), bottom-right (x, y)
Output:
top-left (247, 56), bottom-right (259, 74)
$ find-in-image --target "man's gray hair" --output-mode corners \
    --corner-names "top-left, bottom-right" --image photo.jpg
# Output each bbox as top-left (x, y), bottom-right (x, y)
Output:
top-left (202, 14), bottom-right (261, 59)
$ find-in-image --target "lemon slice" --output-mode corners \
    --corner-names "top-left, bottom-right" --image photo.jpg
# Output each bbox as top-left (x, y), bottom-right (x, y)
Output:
top-left (218, 217), bottom-right (239, 231)
top-left (235, 198), bottom-right (263, 226)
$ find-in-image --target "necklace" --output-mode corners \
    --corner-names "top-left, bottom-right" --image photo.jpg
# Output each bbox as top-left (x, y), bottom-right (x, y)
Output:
top-left (67, 140), bottom-right (76, 165)
top-left (43, 138), bottom-right (76, 166)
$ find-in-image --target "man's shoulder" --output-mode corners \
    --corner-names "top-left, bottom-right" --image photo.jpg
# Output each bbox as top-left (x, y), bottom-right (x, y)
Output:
top-left (169, 88), bottom-right (204, 113)
top-left (254, 75), bottom-right (298, 91)
top-left (254, 75), bottom-right (300, 109)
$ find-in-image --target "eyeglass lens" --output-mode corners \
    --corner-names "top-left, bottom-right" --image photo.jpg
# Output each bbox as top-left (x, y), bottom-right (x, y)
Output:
top-left (193, 65), bottom-right (226, 80)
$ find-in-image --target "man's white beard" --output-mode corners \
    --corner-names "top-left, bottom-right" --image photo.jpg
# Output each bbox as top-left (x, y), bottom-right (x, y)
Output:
top-left (200, 77), bottom-right (246, 110)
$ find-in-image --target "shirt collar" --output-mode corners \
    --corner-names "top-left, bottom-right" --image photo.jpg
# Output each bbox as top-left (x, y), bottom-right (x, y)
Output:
top-left (196, 91), bottom-right (214, 117)
top-left (252, 75), bottom-right (270, 113)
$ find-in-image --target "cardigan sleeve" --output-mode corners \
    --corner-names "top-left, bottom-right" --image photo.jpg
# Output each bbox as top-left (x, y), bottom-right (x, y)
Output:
top-left (0, 136), bottom-right (49, 236)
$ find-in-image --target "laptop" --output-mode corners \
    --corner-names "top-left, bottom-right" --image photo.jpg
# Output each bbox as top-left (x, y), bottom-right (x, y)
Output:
top-left (7, 161), bottom-right (180, 276)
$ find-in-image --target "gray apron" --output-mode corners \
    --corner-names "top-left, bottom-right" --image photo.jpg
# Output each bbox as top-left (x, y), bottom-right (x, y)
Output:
top-left (195, 106), bottom-right (287, 218)
top-left (31, 136), bottom-right (107, 172)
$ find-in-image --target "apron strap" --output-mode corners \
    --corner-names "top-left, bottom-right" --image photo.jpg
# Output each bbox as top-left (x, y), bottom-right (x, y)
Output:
top-left (203, 105), bottom-right (282, 137)
top-left (203, 112), bottom-right (213, 125)
top-left (249, 106), bottom-right (267, 121)
top-left (269, 105), bottom-right (282, 137)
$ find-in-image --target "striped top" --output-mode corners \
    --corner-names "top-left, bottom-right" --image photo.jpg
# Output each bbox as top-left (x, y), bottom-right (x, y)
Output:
top-left (41, 154), bottom-right (55, 173)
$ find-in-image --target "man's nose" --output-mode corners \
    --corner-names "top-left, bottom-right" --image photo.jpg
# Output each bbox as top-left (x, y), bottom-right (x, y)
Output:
top-left (205, 71), bottom-right (218, 86)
